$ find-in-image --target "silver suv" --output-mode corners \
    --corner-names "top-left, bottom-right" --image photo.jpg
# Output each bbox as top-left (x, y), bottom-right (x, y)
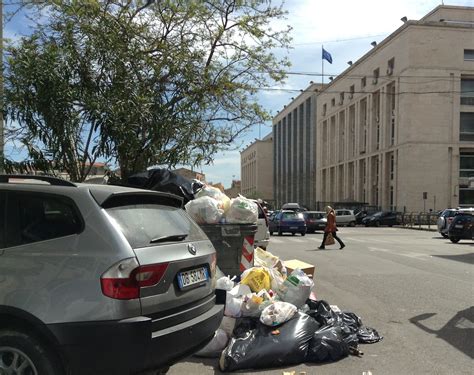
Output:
top-left (0, 175), bottom-right (223, 375)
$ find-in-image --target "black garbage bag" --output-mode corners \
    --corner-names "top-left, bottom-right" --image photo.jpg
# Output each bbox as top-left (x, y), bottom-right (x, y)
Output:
top-left (357, 326), bottom-right (383, 343)
top-left (306, 299), bottom-right (383, 346)
top-left (306, 299), bottom-right (339, 326)
top-left (220, 312), bottom-right (320, 372)
top-left (126, 168), bottom-right (204, 204)
top-left (306, 325), bottom-right (350, 362)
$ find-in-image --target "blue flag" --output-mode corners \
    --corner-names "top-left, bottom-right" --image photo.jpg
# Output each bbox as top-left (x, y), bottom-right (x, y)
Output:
top-left (322, 48), bottom-right (333, 64)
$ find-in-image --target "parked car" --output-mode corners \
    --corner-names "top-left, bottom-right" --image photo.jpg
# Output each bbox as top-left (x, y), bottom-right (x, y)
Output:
top-left (437, 208), bottom-right (474, 238)
top-left (303, 211), bottom-right (327, 233)
top-left (281, 202), bottom-right (301, 211)
top-left (362, 211), bottom-right (399, 227)
top-left (437, 208), bottom-right (458, 238)
top-left (251, 199), bottom-right (270, 249)
top-left (355, 209), bottom-right (378, 224)
top-left (269, 210), bottom-right (306, 236)
top-left (0, 175), bottom-right (223, 375)
top-left (447, 212), bottom-right (473, 243)
top-left (334, 209), bottom-right (357, 227)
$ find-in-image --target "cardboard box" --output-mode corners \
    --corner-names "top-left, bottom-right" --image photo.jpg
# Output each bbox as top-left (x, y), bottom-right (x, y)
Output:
top-left (283, 259), bottom-right (315, 279)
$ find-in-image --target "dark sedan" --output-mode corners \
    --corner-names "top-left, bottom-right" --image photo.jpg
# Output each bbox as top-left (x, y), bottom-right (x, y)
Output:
top-left (447, 213), bottom-right (473, 243)
top-left (269, 210), bottom-right (306, 236)
top-left (362, 211), bottom-right (399, 227)
top-left (303, 211), bottom-right (327, 233)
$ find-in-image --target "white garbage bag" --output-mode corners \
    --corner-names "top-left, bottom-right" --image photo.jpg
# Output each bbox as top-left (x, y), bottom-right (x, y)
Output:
top-left (260, 301), bottom-right (297, 326)
top-left (184, 196), bottom-right (223, 224)
top-left (277, 268), bottom-right (314, 308)
top-left (216, 276), bottom-right (235, 291)
top-left (225, 196), bottom-right (258, 224)
top-left (195, 185), bottom-right (231, 213)
top-left (194, 329), bottom-right (229, 357)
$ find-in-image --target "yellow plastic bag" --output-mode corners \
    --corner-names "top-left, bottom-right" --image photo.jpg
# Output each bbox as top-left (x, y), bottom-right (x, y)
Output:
top-left (240, 267), bottom-right (271, 293)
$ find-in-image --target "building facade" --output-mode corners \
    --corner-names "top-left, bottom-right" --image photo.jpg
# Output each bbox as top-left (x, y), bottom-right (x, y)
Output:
top-left (272, 83), bottom-right (323, 209)
top-left (240, 133), bottom-right (274, 203)
top-left (316, 5), bottom-right (474, 212)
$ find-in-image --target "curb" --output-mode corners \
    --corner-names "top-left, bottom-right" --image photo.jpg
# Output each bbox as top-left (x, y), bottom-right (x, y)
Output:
top-left (396, 226), bottom-right (437, 232)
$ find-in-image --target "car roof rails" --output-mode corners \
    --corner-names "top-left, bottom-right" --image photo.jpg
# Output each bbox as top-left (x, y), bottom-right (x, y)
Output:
top-left (0, 174), bottom-right (76, 187)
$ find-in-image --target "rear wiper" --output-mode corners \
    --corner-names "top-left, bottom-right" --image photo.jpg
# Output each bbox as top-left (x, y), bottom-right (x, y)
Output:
top-left (150, 234), bottom-right (188, 244)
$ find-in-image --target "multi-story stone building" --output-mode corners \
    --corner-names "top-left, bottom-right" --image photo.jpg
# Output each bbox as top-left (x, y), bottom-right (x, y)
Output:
top-left (316, 5), bottom-right (474, 212)
top-left (272, 83), bottom-right (323, 209)
top-left (240, 133), bottom-right (274, 203)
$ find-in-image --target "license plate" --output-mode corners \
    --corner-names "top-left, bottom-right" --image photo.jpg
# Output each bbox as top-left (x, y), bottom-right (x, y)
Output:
top-left (455, 224), bottom-right (463, 228)
top-left (177, 267), bottom-right (209, 289)
top-left (290, 226), bottom-right (298, 229)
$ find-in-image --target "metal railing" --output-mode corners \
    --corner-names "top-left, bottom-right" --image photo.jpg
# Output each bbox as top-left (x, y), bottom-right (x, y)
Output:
top-left (396, 212), bottom-right (439, 230)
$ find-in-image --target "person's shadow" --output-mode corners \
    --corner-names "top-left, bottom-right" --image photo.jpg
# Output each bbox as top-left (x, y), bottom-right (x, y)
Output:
top-left (410, 306), bottom-right (474, 358)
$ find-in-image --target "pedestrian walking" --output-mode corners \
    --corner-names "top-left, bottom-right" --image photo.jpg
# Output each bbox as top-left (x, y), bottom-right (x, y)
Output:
top-left (318, 206), bottom-right (345, 250)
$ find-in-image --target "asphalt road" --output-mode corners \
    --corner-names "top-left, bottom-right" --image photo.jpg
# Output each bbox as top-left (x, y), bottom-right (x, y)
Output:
top-left (169, 227), bottom-right (473, 375)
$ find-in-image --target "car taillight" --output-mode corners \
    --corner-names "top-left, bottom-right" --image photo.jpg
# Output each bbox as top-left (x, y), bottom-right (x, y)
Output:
top-left (101, 258), bottom-right (169, 300)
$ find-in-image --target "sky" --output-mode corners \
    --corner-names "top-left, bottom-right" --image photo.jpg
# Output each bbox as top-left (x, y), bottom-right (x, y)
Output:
top-left (4, 0), bottom-right (474, 186)
top-left (199, 0), bottom-right (474, 187)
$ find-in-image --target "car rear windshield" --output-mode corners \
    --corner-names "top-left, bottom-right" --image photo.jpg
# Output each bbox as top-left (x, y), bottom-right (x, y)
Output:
top-left (282, 212), bottom-right (303, 220)
top-left (307, 213), bottom-right (324, 219)
top-left (105, 204), bottom-right (207, 248)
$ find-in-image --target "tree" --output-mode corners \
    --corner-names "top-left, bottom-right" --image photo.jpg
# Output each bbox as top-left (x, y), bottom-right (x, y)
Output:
top-left (4, 0), bottom-right (291, 181)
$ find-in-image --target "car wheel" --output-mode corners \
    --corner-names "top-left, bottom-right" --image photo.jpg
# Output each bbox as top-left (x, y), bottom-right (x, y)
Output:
top-left (278, 229), bottom-right (282, 236)
top-left (291, 232), bottom-right (295, 236)
top-left (301, 232), bottom-right (305, 236)
top-left (269, 231), bottom-right (273, 236)
top-left (375, 221), bottom-right (380, 227)
top-left (441, 233), bottom-right (448, 239)
top-left (449, 237), bottom-right (460, 243)
top-left (349, 221), bottom-right (356, 227)
top-left (0, 330), bottom-right (61, 375)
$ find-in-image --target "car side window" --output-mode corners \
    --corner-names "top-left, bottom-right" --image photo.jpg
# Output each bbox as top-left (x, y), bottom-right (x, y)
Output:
top-left (0, 192), bottom-right (5, 249)
top-left (9, 192), bottom-right (83, 246)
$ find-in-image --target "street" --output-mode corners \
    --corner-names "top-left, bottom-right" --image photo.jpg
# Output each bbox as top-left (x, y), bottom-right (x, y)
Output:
top-left (170, 227), bottom-right (473, 375)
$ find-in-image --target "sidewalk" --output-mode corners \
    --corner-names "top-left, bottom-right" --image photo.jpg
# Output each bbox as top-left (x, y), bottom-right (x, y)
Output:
top-left (396, 224), bottom-right (438, 232)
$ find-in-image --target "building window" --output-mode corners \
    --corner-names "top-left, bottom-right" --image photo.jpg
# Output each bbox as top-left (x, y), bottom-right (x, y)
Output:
top-left (461, 79), bottom-right (474, 105)
top-left (349, 84), bottom-right (355, 99)
top-left (390, 153), bottom-right (395, 180)
top-left (331, 98), bottom-right (336, 107)
top-left (460, 113), bottom-right (474, 142)
top-left (460, 153), bottom-right (474, 178)
top-left (459, 153), bottom-right (474, 205)
top-left (322, 103), bottom-right (327, 116)
top-left (372, 68), bottom-right (379, 85)
top-left (339, 92), bottom-right (344, 105)
top-left (387, 58), bottom-right (395, 75)
top-left (464, 49), bottom-right (474, 61)
top-left (361, 77), bottom-right (366, 88)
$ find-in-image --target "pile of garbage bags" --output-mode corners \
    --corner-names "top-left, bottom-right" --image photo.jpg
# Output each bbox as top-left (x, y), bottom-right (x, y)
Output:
top-left (125, 168), bottom-right (259, 224)
top-left (185, 186), bottom-right (258, 224)
top-left (196, 248), bottom-right (383, 372)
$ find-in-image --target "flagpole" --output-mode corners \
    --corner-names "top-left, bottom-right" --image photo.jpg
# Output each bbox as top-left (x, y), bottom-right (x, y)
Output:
top-left (322, 45), bottom-right (324, 84)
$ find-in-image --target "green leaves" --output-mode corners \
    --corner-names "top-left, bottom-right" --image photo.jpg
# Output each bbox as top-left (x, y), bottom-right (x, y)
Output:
top-left (4, 0), bottom-right (291, 181)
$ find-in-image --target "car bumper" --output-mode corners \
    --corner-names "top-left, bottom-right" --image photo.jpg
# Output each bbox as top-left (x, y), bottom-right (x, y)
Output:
top-left (48, 303), bottom-right (224, 375)
top-left (280, 226), bottom-right (306, 233)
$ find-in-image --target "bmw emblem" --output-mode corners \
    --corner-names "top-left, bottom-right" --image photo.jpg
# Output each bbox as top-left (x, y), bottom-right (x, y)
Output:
top-left (187, 244), bottom-right (197, 255)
